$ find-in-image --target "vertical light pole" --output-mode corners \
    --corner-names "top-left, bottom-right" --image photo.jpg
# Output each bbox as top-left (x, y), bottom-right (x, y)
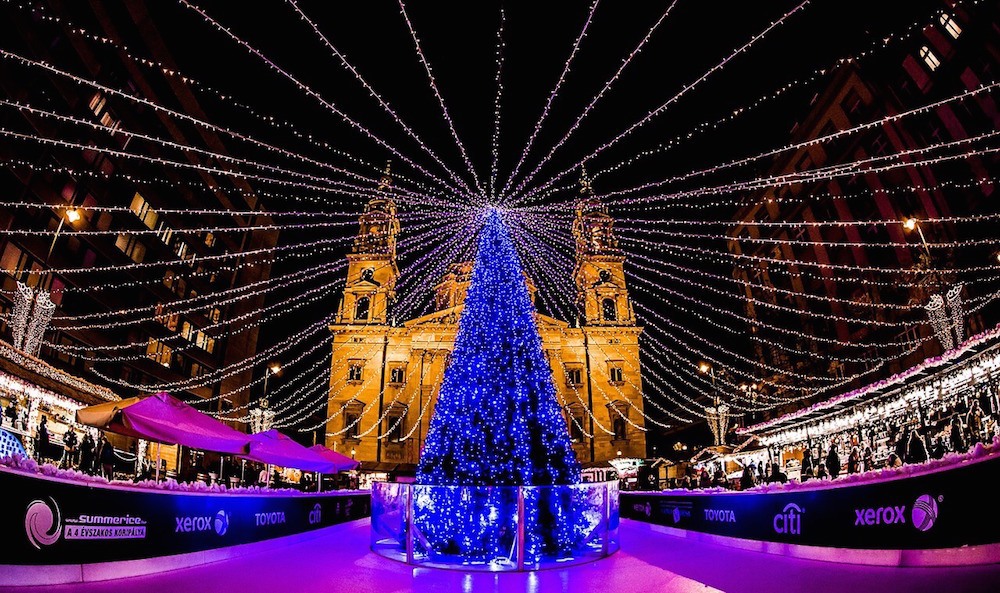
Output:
top-left (699, 362), bottom-right (726, 446)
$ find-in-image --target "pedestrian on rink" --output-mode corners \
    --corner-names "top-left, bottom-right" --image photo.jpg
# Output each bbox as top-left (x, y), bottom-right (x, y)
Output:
top-left (815, 462), bottom-right (829, 479)
top-left (886, 452), bottom-right (903, 468)
top-left (930, 436), bottom-right (947, 460)
top-left (862, 445), bottom-right (874, 472)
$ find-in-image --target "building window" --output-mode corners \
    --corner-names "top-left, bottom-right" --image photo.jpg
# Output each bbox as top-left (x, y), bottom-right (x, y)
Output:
top-left (609, 365), bottom-right (624, 384)
top-left (613, 416), bottom-right (627, 440)
top-left (155, 221), bottom-right (174, 246)
top-left (204, 232), bottom-right (216, 248)
top-left (360, 268), bottom-right (375, 282)
top-left (209, 307), bottom-right (222, 323)
top-left (565, 366), bottom-right (583, 387)
top-left (939, 13), bottom-right (962, 39)
top-left (569, 412), bottom-right (585, 443)
top-left (115, 233), bottom-right (146, 263)
top-left (347, 362), bottom-right (364, 383)
top-left (355, 296), bottom-right (370, 321)
top-left (920, 46), bottom-right (941, 71)
top-left (88, 92), bottom-right (106, 117)
top-left (389, 366), bottom-right (406, 385)
top-left (155, 304), bottom-right (178, 331)
top-left (146, 339), bottom-right (172, 367)
top-left (344, 413), bottom-right (360, 439)
top-left (129, 192), bottom-right (158, 230)
top-left (602, 298), bottom-right (617, 322)
top-left (385, 405), bottom-right (407, 443)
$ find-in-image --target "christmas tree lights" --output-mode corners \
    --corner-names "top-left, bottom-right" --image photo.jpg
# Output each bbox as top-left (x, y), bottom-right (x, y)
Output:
top-left (414, 209), bottom-right (582, 560)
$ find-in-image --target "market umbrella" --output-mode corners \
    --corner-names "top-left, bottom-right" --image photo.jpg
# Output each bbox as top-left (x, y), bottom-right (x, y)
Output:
top-left (76, 392), bottom-right (251, 479)
top-left (243, 430), bottom-right (342, 485)
top-left (307, 444), bottom-right (359, 492)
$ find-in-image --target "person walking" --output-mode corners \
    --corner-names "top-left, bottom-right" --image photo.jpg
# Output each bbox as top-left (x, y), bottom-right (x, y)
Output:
top-left (826, 444), bottom-right (841, 479)
top-left (906, 429), bottom-right (929, 464)
top-left (79, 432), bottom-right (95, 474)
top-left (35, 416), bottom-right (49, 462)
top-left (98, 435), bottom-right (116, 480)
top-left (800, 450), bottom-right (814, 481)
top-left (739, 464), bottom-right (757, 490)
top-left (847, 446), bottom-right (861, 474)
top-left (862, 446), bottom-right (874, 472)
top-left (950, 417), bottom-right (967, 454)
top-left (60, 430), bottom-right (78, 469)
top-left (966, 399), bottom-right (985, 446)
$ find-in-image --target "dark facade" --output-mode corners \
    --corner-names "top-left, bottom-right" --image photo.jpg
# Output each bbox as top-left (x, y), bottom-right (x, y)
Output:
top-left (727, 2), bottom-right (1000, 419)
top-left (0, 2), bottom-right (278, 415)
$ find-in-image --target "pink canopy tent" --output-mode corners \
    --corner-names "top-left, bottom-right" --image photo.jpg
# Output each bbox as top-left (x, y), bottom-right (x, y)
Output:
top-left (243, 429), bottom-right (341, 473)
top-left (308, 444), bottom-right (359, 473)
top-left (76, 392), bottom-right (250, 455)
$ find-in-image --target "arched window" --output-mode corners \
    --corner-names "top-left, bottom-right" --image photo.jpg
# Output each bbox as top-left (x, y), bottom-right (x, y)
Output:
top-left (939, 13), bottom-right (962, 39)
top-left (602, 298), bottom-right (617, 322)
top-left (355, 296), bottom-right (370, 321)
top-left (360, 268), bottom-right (375, 282)
top-left (919, 46), bottom-right (941, 71)
top-left (613, 416), bottom-right (627, 441)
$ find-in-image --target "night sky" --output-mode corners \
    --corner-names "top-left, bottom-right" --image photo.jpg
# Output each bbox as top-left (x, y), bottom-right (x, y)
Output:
top-left (2, 0), bottom-right (980, 449)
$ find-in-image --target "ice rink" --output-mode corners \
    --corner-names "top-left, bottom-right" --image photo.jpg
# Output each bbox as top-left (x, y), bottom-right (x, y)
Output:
top-left (5, 518), bottom-right (998, 593)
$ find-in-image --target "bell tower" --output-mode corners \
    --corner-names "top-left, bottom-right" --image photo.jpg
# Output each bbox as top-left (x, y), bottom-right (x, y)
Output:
top-left (337, 162), bottom-right (401, 325)
top-left (572, 167), bottom-right (635, 327)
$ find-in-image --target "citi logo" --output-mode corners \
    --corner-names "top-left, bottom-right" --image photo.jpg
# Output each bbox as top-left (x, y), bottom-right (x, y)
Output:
top-left (308, 504), bottom-right (322, 525)
top-left (773, 503), bottom-right (804, 535)
top-left (854, 505), bottom-right (906, 526)
top-left (255, 511), bottom-right (286, 527)
top-left (703, 509), bottom-right (736, 523)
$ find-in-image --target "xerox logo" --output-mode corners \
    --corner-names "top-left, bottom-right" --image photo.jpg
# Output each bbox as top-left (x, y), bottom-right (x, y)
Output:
top-left (175, 511), bottom-right (229, 536)
top-left (703, 509), bottom-right (736, 523)
top-left (254, 511), bottom-right (286, 527)
top-left (773, 503), bottom-right (804, 535)
top-left (25, 498), bottom-right (61, 549)
top-left (912, 494), bottom-right (940, 532)
top-left (308, 504), bottom-right (322, 525)
top-left (854, 505), bottom-right (906, 526)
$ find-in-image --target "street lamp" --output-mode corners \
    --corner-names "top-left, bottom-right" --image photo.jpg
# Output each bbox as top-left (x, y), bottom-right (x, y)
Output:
top-left (699, 362), bottom-right (728, 446)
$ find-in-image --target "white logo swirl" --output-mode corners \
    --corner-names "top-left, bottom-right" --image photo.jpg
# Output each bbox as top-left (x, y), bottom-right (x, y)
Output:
top-left (25, 498), bottom-right (61, 549)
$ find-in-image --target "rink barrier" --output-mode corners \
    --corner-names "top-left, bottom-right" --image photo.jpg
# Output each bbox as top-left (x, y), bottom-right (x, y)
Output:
top-left (621, 451), bottom-right (1000, 566)
top-left (0, 466), bottom-right (370, 585)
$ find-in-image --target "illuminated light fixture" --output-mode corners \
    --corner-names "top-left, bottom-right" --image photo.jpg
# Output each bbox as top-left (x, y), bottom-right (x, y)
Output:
top-left (267, 361), bottom-right (282, 375)
top-left (698, 361), bottom-right (711, 374)
top-left (903, 217), bottom-right (918, 231)
top-left (65, 208), bottom-right (81, 223)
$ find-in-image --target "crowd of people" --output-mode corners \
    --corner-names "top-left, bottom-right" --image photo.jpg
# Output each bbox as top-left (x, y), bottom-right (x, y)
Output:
top-left (31, 416), bottom-right (120, 480)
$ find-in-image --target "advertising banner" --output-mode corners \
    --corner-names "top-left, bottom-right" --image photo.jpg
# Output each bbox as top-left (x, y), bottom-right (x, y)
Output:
top-left (622, 454), bottom-right (1000, 550)
top-left (3, 468), bottom-right (370, 565)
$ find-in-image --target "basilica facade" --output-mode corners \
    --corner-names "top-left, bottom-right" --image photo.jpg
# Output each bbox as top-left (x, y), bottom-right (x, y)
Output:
top-left (325, 168), bottom-right (647, 467)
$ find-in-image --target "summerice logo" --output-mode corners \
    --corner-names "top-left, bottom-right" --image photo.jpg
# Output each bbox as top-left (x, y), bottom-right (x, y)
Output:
top-left (25, 498), bottom-right (61, 549)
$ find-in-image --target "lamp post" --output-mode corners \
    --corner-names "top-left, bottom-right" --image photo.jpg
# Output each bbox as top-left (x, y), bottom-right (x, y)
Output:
top-left (699, 362), bottom-right (727, 446)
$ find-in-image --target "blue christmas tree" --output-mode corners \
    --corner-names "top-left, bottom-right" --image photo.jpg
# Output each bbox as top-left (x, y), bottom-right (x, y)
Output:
top-left (416, 208), bottom-right (581, 487)
top-left (412, 209), bottom-right (584, 562)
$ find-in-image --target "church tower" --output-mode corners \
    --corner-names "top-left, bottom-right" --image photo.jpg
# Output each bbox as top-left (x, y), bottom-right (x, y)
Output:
top-left (336, 163), bottom-right (400, 325)
top-left (573, 167), bottom-right (635, 327)
top-left (571, 166), bottom-right (646, 461)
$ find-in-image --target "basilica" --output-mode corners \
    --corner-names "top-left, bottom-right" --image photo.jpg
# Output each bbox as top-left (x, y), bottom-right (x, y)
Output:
top-left (325, 168), bottom-right (647, 467)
